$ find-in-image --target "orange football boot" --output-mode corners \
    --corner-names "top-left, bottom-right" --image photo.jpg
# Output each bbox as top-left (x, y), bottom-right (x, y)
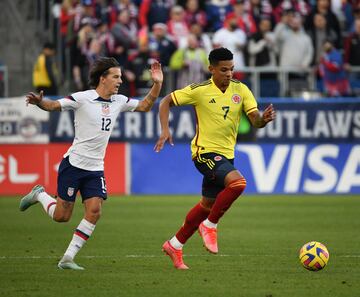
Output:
top-left (198, 222), bottom-right (218, 254)
top-left (162, 241), bottom-right (189, 270)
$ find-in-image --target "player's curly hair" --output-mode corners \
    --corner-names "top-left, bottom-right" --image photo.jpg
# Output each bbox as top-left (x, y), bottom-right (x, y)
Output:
top-left (208, 47), bottom-right (233, 66)
top-left (88, 57), bottom-right (120, 88)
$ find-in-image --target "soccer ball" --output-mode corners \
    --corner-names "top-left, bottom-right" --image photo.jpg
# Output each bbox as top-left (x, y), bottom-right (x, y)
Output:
top-left (299, 241), bottom-right (329, 271)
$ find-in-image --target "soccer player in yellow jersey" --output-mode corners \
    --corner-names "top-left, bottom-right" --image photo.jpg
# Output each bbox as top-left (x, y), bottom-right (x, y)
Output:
top-left (154, 47), bottom-right (276, 270)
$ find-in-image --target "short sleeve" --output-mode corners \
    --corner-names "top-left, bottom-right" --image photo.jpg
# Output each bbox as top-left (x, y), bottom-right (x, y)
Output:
top-left (241, 84), bottom-right (258, 115)
top-left (120, 97), bottom-right (139, 112)
top-left (171, 85), bottom-right (197, 106)
top-left (58, 95), bottom-right (80, 111)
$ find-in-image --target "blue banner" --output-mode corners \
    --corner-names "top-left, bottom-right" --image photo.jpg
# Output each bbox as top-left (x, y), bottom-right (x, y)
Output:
top-left (49, 98), bottom-right (360, 143)
top-left (257, 99), bottom-right (360, 143)
top-left (131, 143), bottom-right (360, 194)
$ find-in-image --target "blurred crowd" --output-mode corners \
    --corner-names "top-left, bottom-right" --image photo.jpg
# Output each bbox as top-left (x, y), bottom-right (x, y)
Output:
top-left (41, 0), bottom-right (360, 97)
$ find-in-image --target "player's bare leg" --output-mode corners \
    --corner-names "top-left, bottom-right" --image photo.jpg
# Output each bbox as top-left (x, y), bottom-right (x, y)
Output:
top-left (58, 197), bottom-right (102, 270)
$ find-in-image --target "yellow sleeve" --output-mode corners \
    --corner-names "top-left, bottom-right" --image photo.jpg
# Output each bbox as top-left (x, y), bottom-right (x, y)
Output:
top-left (171, 85), bottom-right (197, 106)
top-left (241, 83), bottom-right (258, 115)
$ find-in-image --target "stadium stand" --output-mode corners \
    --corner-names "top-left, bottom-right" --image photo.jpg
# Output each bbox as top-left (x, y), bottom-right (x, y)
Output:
top-left (1, 0), bottom-right (360, 97)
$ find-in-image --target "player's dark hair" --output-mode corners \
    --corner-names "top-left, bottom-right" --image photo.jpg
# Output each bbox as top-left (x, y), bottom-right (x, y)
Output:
top-left (88, 57), bottom-right (120, 88)
top-left (208, 47), bottom-right (233, 66)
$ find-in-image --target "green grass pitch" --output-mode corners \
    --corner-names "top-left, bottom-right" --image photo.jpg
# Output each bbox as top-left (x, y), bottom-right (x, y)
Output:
top-left (1, 195), bottom-right (360, 297)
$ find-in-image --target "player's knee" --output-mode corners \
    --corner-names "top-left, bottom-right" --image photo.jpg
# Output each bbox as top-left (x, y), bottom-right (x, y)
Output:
top-left (53, 213), bottom-right (71, 222)
top-left (86, 207), bottom-right (102, 222)
top-left (228, 177), bottom-right (247, 196)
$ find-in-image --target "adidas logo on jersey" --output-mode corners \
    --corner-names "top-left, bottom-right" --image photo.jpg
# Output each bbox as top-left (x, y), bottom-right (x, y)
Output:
top-left (209, 98), bottom-right (216, 103)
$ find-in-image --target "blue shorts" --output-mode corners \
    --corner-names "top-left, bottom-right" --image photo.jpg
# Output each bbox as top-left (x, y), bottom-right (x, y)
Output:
top-left (57, 157), bottom-right (107, 202)
top-left (194, 153), bottom-right (236, 199)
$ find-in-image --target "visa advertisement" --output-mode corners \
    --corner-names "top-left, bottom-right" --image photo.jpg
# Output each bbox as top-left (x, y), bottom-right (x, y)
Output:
top-left (131, 143), bottom-right (360, 195)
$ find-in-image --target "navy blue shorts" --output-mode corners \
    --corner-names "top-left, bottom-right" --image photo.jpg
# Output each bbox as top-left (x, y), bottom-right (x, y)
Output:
top-left (194, 153), bottom-right (236, 199)
top-left (57, 157), bottom-right (107, 202)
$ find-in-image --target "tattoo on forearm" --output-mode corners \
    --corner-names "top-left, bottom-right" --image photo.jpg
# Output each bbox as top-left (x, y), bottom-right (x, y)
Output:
top-left (147, 94), bottom-right (157, 102)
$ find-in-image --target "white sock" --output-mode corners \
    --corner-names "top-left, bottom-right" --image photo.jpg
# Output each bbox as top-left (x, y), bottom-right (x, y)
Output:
top-left (63, 219), bottom-right (96, 260)
top-left (203, 218), bottom-right (217, 229)
top-left (37, 192), bottom-right (57, 219)
top-left (169, 236), bottom-right (183, 250)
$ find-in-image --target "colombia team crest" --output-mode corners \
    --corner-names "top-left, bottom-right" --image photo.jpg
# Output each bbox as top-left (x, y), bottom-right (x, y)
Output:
top-left (231, 94), bottom-right (241, 104)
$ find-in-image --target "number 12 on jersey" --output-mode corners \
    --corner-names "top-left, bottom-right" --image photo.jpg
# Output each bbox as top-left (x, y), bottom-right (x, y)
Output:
top-left (101, 118), bottom-right (111, 131)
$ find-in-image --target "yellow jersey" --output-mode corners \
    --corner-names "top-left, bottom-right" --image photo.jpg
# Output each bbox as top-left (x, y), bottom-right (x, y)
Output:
top-left (171, 78), bottom-right (258, 159)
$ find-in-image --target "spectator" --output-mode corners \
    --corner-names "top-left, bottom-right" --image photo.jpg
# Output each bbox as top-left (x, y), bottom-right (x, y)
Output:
top-left (212, 14), bottom-right (247, 79)
top-left (273, 8), bottom-right (294, 60)
top-left (71, 17), bottom-right (95, 91)
top-left (277, 13), bottom-right (314, 94)
top-left (33, 42), bottom-right (59, 96)
top-left (126, 40), bottom-right (158, 97)
top-left (167, 5), bottom-right (189, 49)
top-left (184, 0), bottom-right (207, 29)
top-left (138, 0), bottom-right (175, 30)
top-left (95, 21), bottom-right (116, 57)
top-left (345, 18), bottom-right (360, 69)
top-left (307, 13), bottom-right (338, 66)
top-left (169, 33), bottom-right (209, 89)
top-left (248, 17), bottom-right (277, 96)
top-left (245, 0), bottom-right (273, 29)
top-left (248, 17), bottom-right (276, 68)
top-left (319, 40), bottom-right (351, 97)
top-left (304, 0), bottom-right (342, 49)
top-left (111, 9), bottom-right (137, 66)
top-left (108, 0), bottom-right (139, 28)
top-left (224, 0), bottom-right (257, 37)
top-left (205, 0), bottom-right (233, 32)
top-left (93, 0), bottom-right (111, 25)
top-left (349, 6), bottom-right (360, 33)
top-left (59, 0), bottom-right (76, 44)
top-left (77, 1), bottom-right (99, 31)
top-left (148, 23), bottom-right (177, 67)
top-left (278, 14), bottom-right (313, 70)
top-left (111, 9), bottom-right (137, 51)
top-left (189, 22), bottom-right (213, 55)
top-left (272, 0), bottom-right (311, 23)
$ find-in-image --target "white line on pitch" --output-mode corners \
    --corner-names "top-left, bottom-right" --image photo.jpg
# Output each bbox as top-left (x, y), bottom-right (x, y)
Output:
top-left (0, 254), bottom-right (360, 260)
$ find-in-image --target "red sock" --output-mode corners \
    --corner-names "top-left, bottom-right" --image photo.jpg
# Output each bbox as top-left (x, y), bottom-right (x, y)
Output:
top-left (207, 178), bottom-right (246, 224)
top-left (176, 202), bottom-right (210, 244)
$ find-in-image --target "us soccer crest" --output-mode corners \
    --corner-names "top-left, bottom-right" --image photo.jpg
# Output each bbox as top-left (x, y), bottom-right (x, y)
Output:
top-left (102, 103), bottom-right (110, 115)
top-left (67, 187), bottom-right (74, 197)
top-left (231, 94), bottom-right (241, 104)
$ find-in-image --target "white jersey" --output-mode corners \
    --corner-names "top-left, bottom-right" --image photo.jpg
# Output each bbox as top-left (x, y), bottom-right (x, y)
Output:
top-left (58, 89), bottom-right (139, 171)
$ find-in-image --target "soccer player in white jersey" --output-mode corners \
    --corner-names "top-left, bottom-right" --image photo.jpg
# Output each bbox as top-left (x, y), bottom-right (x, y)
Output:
top-left (19, 57), bottom-right (163, 270)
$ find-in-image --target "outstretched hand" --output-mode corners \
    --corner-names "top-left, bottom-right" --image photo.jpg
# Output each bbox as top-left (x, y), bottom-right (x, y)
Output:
top-left (154, 130), bottom-right (173, 153)
top-left (150, 61), bottom-right (163, 84)
top-left (26, 90), bottom-right (43, 106)
top-left (262, 103), bottom-right (276, 124)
